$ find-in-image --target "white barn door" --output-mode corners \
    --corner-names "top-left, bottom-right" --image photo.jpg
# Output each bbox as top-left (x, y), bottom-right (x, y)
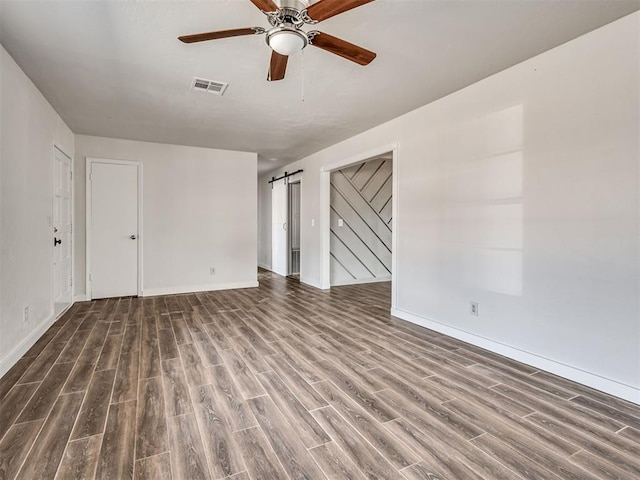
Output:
top-left (272, 180), bottom-right (288, 276)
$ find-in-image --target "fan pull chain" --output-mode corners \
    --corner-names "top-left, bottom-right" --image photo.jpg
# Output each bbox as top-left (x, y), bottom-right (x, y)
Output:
top-left (301, 49), bottom-right (305, 102)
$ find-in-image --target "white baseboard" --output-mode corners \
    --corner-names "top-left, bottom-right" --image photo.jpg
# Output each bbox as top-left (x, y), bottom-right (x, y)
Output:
top-left (258, 263), bottom-right (272, 271)
top-left (300, 277), bottom-right (322, 289)
top-left (73, 294), bottom-right (88, 302)
top-left (331, 276), bottom-right (392, 287)
top-left (0, 312), bottom-right (57, 379)
top-left (142, 281), bottom-right (259, 297)
top-left (391, 308), bottom-right (640, 405)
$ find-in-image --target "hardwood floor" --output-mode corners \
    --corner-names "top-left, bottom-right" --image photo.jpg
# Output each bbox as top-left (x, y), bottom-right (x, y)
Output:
top-left (1, 269), bottom-right (639, 479)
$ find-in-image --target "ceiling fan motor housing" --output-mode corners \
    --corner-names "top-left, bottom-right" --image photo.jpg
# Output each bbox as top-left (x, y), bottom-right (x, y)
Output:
top-left (277, 0), bottom-right (311, 10)
top-left (267, 6), bottom-right (306, 27)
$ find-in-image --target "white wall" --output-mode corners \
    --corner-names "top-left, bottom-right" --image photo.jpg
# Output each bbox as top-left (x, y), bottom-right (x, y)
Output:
top-left (0, 45), bottom-right (75, 376)
top-left (258, 13), bottom-right (640, 403)
top-left (74, 136), bottom-right (257, 297)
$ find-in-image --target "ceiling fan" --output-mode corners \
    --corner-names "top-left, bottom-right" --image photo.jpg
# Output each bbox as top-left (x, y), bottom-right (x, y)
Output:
top-left (178, 0), bottom-right (377, 82)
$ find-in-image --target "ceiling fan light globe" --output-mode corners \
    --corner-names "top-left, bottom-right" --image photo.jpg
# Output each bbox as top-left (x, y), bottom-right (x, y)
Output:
top-left (267, 29), bottom-right (307, 56)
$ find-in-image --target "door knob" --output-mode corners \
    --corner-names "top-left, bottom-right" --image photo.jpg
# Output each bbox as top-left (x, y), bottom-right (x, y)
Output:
top-left (54, 237), bottom-right (62, 246)
top-left (130, 235), bottom-right (137, 240)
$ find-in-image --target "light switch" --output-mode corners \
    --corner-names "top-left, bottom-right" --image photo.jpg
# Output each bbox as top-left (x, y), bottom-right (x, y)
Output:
top-left (311, 219), bottom-right (315, 227)
top-left (338, 219), bottom-right (344, 227)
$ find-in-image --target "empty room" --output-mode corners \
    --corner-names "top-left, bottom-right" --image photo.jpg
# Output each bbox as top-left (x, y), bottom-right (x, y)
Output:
top-left (1, 1), bottom-right (639, 479)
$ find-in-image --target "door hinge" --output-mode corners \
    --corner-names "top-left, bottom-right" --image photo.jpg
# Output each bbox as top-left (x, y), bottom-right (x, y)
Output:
top-left (89, 273), bottom-right (92, 282)
top-left (70, 274), bottom-right (73, 287)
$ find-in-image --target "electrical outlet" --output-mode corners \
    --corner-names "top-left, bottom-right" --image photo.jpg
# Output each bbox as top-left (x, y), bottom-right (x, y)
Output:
top-left (338, 218), bottom-right (344, 227)
top-left (470, 302), bottom-right (479, 316)
top-left (311, 219), bottom-right (315, 227)
top-left (23, 306), bottom-right (29, 323)
top-left (210, 267), bottom-right (216, 275)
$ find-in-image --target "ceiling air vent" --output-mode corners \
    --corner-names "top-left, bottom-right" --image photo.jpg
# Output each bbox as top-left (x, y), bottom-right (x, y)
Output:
top-left (191, 77), bottom-right (228, 95)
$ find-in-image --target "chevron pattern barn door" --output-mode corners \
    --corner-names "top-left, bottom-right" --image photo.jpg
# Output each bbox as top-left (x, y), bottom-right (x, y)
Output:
top-left (330, 155), bottom-right (392, 286)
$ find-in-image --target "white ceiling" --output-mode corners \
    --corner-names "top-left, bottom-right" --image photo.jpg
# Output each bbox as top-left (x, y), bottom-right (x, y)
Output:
top-left (1, 0), bottom-right (638, 173)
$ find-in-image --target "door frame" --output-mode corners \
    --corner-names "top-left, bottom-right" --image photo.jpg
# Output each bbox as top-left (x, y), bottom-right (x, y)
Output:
top-left (85, 157), bottom-right (143, 300)
top-left (52, 144), bottom-right (74, 317)
top-left (320, 143), bottom-right (398, 309)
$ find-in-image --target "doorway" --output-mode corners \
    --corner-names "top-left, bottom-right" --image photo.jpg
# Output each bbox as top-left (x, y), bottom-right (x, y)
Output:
top-left (288, 181), bottom-right (301, 278)
top-left (329, 154), bottom-right (392, 286)
top-left (86, 158), bottom-right (142, 299)
top-left (53, 146), bottom-right (73, 317)
top-left (320, 145), bottom-right (398, 308)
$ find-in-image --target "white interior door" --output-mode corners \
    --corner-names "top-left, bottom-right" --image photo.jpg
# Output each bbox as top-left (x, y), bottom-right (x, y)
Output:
top-left (272, 181), bottom-right (288, 276)
top-left (53, 147), bottom-right (72, 316)
top-left (89, 161), bottom-right (140, 299)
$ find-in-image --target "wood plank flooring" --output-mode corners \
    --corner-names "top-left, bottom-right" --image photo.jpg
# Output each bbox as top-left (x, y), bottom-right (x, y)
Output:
top-left (1, 269), bottom-right (639, 479)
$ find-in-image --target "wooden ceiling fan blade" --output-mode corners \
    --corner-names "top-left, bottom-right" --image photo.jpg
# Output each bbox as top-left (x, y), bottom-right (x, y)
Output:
top-left (249, 0), bottom-right (279, 13)
top-left (309, 32), bottom-right (376, 66)
top-left (268, 52), bottom-right (288, 81)
top-left (178, 27), bottom-right (263, 44)
top-left (305, 0), bottom-right (375, 22)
